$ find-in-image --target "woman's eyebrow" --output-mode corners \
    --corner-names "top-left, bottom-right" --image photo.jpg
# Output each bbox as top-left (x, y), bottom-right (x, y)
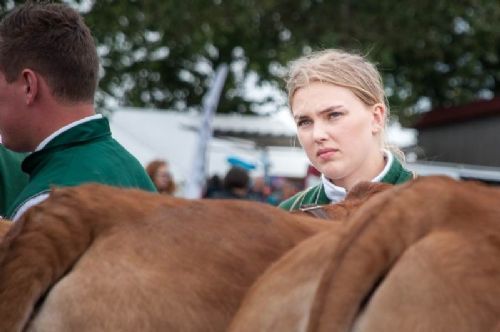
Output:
top-left (318, 105), bottom-right (343, 115)
top-left (293, 114), bottom-right (307, 121)
top-left (293, 105), bottom-right (343, 121)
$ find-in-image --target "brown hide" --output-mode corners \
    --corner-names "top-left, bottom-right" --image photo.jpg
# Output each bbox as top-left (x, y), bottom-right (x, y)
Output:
top-left (0, 184), bottom-right (335, 332)
top-left (0, 180), bottom-right (390, 331)
top-left (0, 220), bottom-right (11, 239)
top-left (229, 176), bottom-right (500, 332)
top-left (322, 182), bottom-right (392, 220)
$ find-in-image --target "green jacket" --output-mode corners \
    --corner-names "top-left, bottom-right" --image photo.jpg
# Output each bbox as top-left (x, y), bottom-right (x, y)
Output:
top-left (0, 146), bottom-right (28, 217)
top-left (279, 158), bottom-right (414, 211)
top-left (7, 117), bottom-right (156, 219)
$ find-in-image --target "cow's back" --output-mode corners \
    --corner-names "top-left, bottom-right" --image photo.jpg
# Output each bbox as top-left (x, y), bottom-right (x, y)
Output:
top-left (22, 186), bottom-right (332, 331)
top-left (229, 176), bottom-right (500, 332)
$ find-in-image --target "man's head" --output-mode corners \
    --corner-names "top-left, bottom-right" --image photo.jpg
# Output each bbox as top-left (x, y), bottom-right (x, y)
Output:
top-left (224, 166), bottom-right (250, 195)
top-left (0, 3), bottom-right (99, 102)
top-left (0, 3), bottom-right (99, 151)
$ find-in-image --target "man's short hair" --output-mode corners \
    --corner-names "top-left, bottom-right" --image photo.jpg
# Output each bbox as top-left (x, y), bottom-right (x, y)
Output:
top-left (0, 3), bottom-right (99, 102)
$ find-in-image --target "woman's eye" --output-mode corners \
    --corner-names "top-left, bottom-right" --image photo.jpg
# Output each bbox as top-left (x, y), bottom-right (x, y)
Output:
top-left (328, 111), bottom-right (342, 119)
top-left (296, 119), bottom-right (311, 127)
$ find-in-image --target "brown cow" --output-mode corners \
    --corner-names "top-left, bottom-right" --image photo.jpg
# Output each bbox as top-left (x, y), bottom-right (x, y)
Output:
top-left (229, 176), bottom-right (500, 332)
top-left (0, 180), bottom-right (390, 331)
top-left (0, 219), bottom-right (11, 239)
top-left (0, 185), bottom-right (329, 332)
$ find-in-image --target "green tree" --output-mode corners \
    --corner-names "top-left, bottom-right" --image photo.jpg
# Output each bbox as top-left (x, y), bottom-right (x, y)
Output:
top-left (2, 0), bottom-right (500, 124)
top-left (84, 0), bottom-right (298, 114)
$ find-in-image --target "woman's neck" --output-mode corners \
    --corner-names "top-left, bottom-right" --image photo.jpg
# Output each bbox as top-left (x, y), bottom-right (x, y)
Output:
top-left (330, 150), bottom-right (387, 191)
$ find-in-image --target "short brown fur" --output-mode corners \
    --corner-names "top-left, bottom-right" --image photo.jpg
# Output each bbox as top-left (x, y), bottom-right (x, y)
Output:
top-left (0, 184), bottom-right (333, 331)
top-left (229, 176), bottom-right (500, 332)
top-left (0, 180), bottom-right (389, 331)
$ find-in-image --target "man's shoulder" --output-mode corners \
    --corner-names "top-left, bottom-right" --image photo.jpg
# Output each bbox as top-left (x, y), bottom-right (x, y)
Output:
top-left (7, 143), bottom-right (155, 218)
top-left (25, 139), bottom-right (154, 190)
top-left (48, 134), bottom-right (140, 171)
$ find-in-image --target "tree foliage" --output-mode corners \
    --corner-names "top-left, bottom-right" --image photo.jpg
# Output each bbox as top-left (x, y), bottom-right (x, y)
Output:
top-left (2, 0), bottom-right (500, 124)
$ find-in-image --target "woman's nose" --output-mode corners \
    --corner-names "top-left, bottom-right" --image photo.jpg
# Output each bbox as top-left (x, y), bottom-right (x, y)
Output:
top-left (312, 122), bottom-right (329, 142)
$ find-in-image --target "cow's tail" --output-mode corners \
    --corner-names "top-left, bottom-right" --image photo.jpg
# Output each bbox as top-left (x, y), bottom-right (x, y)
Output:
top-left (306, 176), bottom-right (460, 332)
top-left (0, 188), bottom-right (110, 332)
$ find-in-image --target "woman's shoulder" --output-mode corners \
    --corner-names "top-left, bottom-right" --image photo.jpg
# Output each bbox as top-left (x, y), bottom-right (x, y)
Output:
top-left (382, 157), bottom-right (415, 185)
top-left (278, 183), bottom-right (324, 211)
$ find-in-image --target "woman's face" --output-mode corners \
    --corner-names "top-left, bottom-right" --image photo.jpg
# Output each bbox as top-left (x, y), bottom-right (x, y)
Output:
top-left (154, 165), bottom-right (172, 191)
top-left (291, 82), bottom-right (384, 189)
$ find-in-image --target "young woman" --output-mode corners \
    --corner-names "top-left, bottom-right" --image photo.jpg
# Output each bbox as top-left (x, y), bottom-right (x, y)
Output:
top-left (280, 49), bottom-right (414, 211)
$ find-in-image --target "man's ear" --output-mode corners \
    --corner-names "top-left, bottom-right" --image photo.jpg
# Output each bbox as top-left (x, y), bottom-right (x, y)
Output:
top-left (21, 69), bottom-right (38, 105)
top-left (371, 103), bottom-right (386, 134)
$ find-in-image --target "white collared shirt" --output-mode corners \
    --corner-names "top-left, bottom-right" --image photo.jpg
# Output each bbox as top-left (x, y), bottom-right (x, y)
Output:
top-left (322, 150), bottom-right (394, 204)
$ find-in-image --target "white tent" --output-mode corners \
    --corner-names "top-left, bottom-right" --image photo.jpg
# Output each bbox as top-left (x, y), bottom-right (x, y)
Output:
top-left (109, 108), bottom-right (309, 195)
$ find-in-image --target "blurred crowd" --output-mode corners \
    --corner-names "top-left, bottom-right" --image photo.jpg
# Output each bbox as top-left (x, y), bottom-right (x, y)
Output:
top-left (202, 166), bottom-right (300, 205)
top-left (144, 159), bottom-right (300, 206)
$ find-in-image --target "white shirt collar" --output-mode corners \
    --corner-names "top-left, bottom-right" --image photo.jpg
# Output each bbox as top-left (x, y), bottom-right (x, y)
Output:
top-left (321, 176), bottom-right (347, 204)
top-left (322, 149), bottom-right (393, 203)
top-left (372, 149), bottom-right (393, 182)
top-left (35, 114), bottom-right (103, 152)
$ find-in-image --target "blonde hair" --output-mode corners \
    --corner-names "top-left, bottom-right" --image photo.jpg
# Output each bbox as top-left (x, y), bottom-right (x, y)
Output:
top-left (286, 48), bottom-right (404, 161)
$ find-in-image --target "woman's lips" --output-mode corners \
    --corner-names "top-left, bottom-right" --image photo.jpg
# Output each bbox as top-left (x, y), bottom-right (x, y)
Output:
top-left (317, 148), bottom-right (338, 160)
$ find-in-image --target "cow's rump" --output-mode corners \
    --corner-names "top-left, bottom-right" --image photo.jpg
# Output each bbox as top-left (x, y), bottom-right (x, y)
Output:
top-left (229, 176), bottom-right (500, 332)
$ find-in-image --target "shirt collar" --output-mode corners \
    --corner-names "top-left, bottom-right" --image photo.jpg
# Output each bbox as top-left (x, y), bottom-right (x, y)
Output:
top-left (35, 114), bottom-right (103, 152)
top-left (372, 149), bottom-right (393, 182)
top-left (321, 149), bottom-right (393, 203)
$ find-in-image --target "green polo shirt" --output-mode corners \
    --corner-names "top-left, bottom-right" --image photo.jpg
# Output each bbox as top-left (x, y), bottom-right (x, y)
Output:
top-left (0, 145), bottom-right (28, 217)
top-left (279, 157), bottom-right (414, 211)
top-left (7, 117), bottom-right (156, 219)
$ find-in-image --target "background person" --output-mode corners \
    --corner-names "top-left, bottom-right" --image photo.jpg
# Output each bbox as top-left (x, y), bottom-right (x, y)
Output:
top-left (145, 159), bottom-right (176, 195)
top-left (0, 3), bottom-right (156, 220)
top-left (279, 49), bottom-right (414, 211)
top-left (210, 166), bottom-right (253, 200)
top-left (203, 174), bottom-right (223, 198)
top-left (248, 176), bottom-right (272, 203)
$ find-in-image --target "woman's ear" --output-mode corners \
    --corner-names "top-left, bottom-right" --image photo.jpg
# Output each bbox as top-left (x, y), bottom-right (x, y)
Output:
top-left (371, 103), bottom-right (386, 134)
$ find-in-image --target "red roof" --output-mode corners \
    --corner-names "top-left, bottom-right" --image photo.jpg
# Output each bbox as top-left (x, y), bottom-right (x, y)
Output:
top-left (413, 97), bottom-right (500, 129)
